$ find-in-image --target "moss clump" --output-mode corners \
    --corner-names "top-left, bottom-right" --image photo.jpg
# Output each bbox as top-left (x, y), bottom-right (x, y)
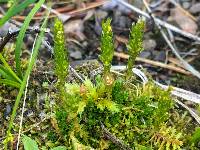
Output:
top-left (52, 18), bottom-right (197, 149)
top-left (47, 131), bottom-right (58, 143)
top-left (55, 77), bottom-right (178, 149)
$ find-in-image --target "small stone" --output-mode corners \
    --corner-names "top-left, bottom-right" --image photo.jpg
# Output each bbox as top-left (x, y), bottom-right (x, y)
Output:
top-left (39, 111), bottom-right (46, 120)
top-left (143, 39), bottom-right (157, 51)
top-left (139, 51), bottom-right (152, 59)
top-left (4, 105), bottom-right (11, 118)
top-left (182, 2), bottom-right (191, 9)
top-left (154, 51), bottom-right (166, 62)
top-left (0, 22), bottom-right (18, 37)
top-left (70, 50), bottom-right (82, 60)
top-left (24, 109), bottom-right (34, 117)
top-left (189, 3), bottom-right (200, 14)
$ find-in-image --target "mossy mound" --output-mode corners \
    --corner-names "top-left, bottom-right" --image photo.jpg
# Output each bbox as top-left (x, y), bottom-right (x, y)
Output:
top-left (54, 74), bottom-right (197, 149)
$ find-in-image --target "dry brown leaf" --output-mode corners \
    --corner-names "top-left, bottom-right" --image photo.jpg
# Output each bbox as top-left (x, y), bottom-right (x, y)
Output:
top-left (170, 7), bottom-right (198, 34)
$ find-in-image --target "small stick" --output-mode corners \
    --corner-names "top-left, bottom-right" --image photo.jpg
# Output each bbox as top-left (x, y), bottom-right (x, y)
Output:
top-left (116, 0), bottom-right (200, 42)
top-left (114, 51), bottom-right (190, 75)
top-left (174, 99), bottom-right (200, 124)
top-left (100, 122), bottom-right (133, 150)
top-left (0, 27), bottom-right (48, 53)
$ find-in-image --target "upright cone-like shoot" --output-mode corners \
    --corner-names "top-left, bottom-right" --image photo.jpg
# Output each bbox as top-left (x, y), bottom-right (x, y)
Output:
top-left (54, 18), bottom-right (69, 100)
top-left (126, 18), bottom-right (145, 78)
top-left (99, 18), bottom-right (114, 75)
top-left (54, 18), bottom-right (69, 85)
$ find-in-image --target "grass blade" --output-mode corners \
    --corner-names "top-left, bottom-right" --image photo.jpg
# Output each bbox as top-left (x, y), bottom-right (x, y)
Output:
top-left (0, 0), bottom-right (36, 26)
top-left (0, 65), bottom-right (17, 81)
top-left (0, 79), bottom-right (21, 88)
top-left (22, 135), bottom-right (39, 150)
top-left (0, 53), bottom-right (22, 83)
top-left (15, 0), bottom-right (45, 76)
top-left (5, 11), bottom-right (49, 149)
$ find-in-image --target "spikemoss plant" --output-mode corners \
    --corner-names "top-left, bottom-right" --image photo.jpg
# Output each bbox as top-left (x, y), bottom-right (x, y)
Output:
top-left (53, 18), bottom-right (69, 101)
top-left (99, 18), bottom-right (114, 75)
top-left (52, 19), bottom-right (197, 149)
top-left (126, 18), bottom-right (145, 78)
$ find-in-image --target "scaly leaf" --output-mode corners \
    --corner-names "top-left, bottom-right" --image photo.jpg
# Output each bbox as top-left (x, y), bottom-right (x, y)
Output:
top-left (99, 18), bottom-right (114, 74)
top-left (126, 18), bottom-right (145, 78)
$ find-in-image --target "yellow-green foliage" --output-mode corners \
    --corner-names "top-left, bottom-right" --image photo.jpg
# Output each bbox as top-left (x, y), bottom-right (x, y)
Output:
top-left (127, 18), bottom-right (145, 78)
top-left (52, 18), bottom-right (195, 150)
top-left (53, 18), bottom-right (69, 86)
top-left (99, 18), bottom-right (114, 74)
top-left (55, 76), bottom-right (177, 149)
top-left (53, 18), bottom-right (69, 102)
top-left (151, 124), bottom-right (183, 150)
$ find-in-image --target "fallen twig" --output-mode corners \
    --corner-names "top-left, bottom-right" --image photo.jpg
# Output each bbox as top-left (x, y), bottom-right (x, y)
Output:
top-left (116, 0), bottom-right (200, 42)
top-left (114, 51), bottom-right (190, 75)
top-left (6, 0), bottom-right (109, 21)
top-left (0, 27), bottom-right (49, 53)
top-left (142, 0), bottom-right (200, 79)
top-left (174, 99), bottom-right (200, 124)
top-left (100, 122), bottom-right (133, 150)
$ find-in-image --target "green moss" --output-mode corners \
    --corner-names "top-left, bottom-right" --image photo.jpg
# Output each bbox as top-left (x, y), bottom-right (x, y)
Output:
top-left (112, 79), bottom-right (129, 105)
top-left (47, 131), bottom-right (57, 143)
top-left (52, 18), bottom-right (196, 149)
top-left (55, 76), bottom-right (179, 149)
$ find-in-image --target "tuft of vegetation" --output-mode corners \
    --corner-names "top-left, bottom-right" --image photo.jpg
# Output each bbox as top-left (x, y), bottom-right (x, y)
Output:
top-left (126, 18), bottom-right (145, 78)
top-left (99, 18), bottom-right (114, 75)
top-left (52, 18), bottom-right (194, 149)
top-left (150, 124), bottom-right (183, 150)
top-left (53, 18), bottom-right (69, 101)
top-left (0, 4), bottom-right (198, 147)
top-left (4, 11), bottom-right (50, 150)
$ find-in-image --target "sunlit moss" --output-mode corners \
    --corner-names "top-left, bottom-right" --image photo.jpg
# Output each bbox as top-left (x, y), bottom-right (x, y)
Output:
top-left (53, 19), bottom-right (195, 149)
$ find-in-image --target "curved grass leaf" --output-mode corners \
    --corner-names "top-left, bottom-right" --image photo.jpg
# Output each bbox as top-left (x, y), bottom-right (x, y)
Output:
top-left (5, 11), bottom-right (50, 149)
top-left (0, 65), bottom-right (17, 81)
top-left (15, 0), bottom-right (45, 76)
top-left (51, 146), bottom-right (67, 150)
top-left (0, 0), bottom-right (36, 26)
top-left (0, 79), bottom-right (21, 88)
top-left (22, 135), bottom-right (39, 150)
top-left (0, 53), bottom-right (22, 83)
